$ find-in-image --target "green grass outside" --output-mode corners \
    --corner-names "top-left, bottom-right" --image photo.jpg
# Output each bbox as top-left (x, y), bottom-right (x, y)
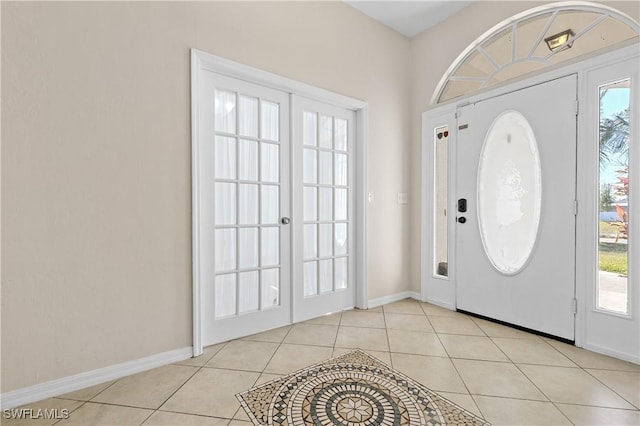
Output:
top-left (599, 221), bottom-right (620, 236)
top-left (599, 242), bottom-right (628, 275)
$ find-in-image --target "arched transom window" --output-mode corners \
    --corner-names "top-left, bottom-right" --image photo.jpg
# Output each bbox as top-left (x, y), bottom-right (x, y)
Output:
top-left (433, 2), bottom-right (639, 104)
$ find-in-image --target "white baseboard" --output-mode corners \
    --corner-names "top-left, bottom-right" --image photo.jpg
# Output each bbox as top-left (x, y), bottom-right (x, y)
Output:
top-left (0, 347), bottom-right (193, 410)
top-left (367, 291), bottom-right (421, 309)
top-left (423, 297), bottom-right (456, 311)
top-left (582, 342), bottom-right (640, 365)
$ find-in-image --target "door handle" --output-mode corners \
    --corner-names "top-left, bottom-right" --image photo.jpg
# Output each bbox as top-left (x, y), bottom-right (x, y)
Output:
top-left (280, 217), bottom-right (291, 225)
top-left (458, 199), bottom-right (467, 213)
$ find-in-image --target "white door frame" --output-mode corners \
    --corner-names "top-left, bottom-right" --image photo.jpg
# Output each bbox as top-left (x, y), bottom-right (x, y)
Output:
top-left (422, 42), bottom-right (639, 355)
top-left (190, 49), bottom-right (369, 356)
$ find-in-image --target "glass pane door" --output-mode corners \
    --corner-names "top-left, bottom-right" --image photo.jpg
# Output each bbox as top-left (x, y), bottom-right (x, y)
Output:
top-left (294, 97), bottom-right (355, 322)
top-left (197, 71), bottom-right (290, 346)
top-left (214, 89), bottom-right (282, 317)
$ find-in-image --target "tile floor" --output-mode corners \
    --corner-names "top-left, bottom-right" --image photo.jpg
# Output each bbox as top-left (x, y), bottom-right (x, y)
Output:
top-left (5, 299), bottom-right (640, 426)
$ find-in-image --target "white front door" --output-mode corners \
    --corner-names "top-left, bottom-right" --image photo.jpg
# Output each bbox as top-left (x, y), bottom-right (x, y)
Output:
top-left (293, 97), bottom-right (356, 322)
top-left (197, 72), bottom-right (291, 346)
top-left (456, 75), bottom-right (578, 340)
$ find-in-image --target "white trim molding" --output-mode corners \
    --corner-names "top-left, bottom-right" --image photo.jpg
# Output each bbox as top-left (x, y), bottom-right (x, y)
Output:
top-left (368, 291), bottom-right (421, 309)
top-left (0, 347), bottom-right (192, 410)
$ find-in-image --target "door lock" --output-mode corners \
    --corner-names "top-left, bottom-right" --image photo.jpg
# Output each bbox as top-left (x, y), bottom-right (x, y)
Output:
top-left (280, 217), bottom-right (291, 225)
top-left (458, 217), bottom-right (467, 224)
top-left (458, 199), bottom-right (467, 213)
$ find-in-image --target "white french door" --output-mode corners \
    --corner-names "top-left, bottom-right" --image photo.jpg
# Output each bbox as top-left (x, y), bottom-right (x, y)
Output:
top-left (456, 75), bottom-right (578, 340)
top-left (293, 97), bottom-right (356, 322)
top-left (196, 72), bottom-right (291, 346)
top-left (192, 52), bottom-right (364, 347)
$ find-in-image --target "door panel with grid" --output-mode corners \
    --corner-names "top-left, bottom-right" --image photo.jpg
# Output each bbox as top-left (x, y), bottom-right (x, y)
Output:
top-left (293, 97), bottom-right (355, 322)
top-left (201, 72), bottom-right (290, 346)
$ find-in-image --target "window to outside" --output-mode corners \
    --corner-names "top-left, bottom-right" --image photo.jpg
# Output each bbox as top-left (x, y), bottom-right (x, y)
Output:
top-left (434, 126), bottom-right (448, 277)
top-left (598, 79), bottom-right (630, 314)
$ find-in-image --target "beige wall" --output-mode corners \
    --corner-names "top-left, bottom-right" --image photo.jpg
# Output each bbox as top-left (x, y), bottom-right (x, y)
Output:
top-left (408, 0), bottom-right (640, 294)
top-left (1, 1), bottom-right (410, 392)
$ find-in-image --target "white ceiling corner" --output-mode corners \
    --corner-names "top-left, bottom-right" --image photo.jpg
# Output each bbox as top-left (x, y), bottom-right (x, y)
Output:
top-left (345, 0), bottom-right (473, 38)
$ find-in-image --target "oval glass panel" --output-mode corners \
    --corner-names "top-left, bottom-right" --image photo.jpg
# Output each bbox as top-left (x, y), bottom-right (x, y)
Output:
top-left (477, 110), bottom-right (542, 275)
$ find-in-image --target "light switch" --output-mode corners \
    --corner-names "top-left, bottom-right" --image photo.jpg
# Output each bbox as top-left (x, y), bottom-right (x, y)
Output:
top-left (397, 193), bottom-right (408, 204)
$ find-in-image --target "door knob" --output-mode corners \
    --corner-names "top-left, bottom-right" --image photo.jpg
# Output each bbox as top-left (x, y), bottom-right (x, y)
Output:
top-left (280, 217), bottom-right (291, 225)
top-left (458, 217), bottom-right (467, 224)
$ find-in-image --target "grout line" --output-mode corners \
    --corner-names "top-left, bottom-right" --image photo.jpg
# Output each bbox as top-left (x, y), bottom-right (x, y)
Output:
top-left (330, 311), bottom-right (343, 353)
top-left (582, 368), bottom-right (640, 410)
top-left (51, 400), bottom-right (88, 425)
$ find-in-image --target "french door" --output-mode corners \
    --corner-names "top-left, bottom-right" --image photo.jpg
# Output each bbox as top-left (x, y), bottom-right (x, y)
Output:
top-left (193, 65), bottom-right (358, 346)
top-left (293, 97), bottom-right (356, 322)
top-left (196, 72), bottom-right (291, 346)
top-left (456, 75), bottom-right (578, 340)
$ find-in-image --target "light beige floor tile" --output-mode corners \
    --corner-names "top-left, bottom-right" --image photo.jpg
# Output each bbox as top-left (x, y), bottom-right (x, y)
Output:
top-left (556, 404), bottom-right (640, 425)
top-left (283, 323), bottom-right (338, 347)
top-left (363, 306), bottom-right (383, 312)
top-left (57, 402), bottom-right (153, 426)
top-left (303, 312), bottom-right (342, 325)
top-left (391, 353), bottom-right (467, 393)
top-left (473, 395), bottom-right (571, 425)
top-left (1, 399), bottom-right (84, 426)
top-left (420, 302), bottom-right (459, 317)
top-left (340, 310), bottom-right (386, 328)
top-left (436, 392), bottom-right (483, 417)
top-left (546, 340), bottom-right (640, 372)
top-left (143, 411), bottom-right (228, 425)
top-left (453, 359), bottom-right (547, 400)
top-left (233, 407), bottom-right (251, 421)
top-left (492, 337), bottom-right (577, 367)
top-left (384, 313), bottom-right (434, 332)
top-left (91, 364), bottom-right (197, 409)
top-left (471, 317), bottom-right (541, 339)
top-left (240, 326), bottom-right (291, 343)
top-left (439, 334), bottom-right (509, 362)
top-left (264, 344), bottom-right (333, 374)
top-left (57, 381), bottom-right (116, 401)
top-left (519, 364), bottom-right (635, 409)
top-left (161, 368), bottom-right (259, 418)
top-left (429, 315), bottom-right (485, 336)
top-left (175, 343), bottom-right (226, 367)
top-left (382, 299), bottom-right (425, 315)
top-left (332, 347), bottom-right (392, 365)
top-left (334, 326), bottom-right (390, 352)
top-left (254, 373), bottom-right (283, 386)
top-left (387, 329), bottom-right (447, 357)
top-left (588, 369), bottom-right (640, 409)
top-left (206, 340), bottom-right (278, 372)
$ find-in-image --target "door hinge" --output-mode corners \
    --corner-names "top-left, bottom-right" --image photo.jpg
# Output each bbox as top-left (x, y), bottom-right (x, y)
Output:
top-left (573, 200), bottom-right (578, 216)
top-left (572, 298), bottom-right (578, 314)
top-left (575, 100), bottom-right (579, 116)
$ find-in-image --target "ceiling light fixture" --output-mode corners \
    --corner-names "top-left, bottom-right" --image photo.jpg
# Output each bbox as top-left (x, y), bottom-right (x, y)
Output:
top-left (544, 29), bottom-right (575, 52)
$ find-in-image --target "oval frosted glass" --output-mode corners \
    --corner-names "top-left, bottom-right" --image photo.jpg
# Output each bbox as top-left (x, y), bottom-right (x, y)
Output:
top-left (477, 110), bottom-right (542, 275)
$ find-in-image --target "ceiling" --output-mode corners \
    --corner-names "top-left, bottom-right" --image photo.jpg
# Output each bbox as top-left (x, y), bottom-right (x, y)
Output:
top-left (345, 0), bottom-right (473, 38)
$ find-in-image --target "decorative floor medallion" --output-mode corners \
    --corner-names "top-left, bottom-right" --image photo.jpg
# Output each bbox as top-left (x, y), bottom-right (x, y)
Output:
top-left (236, 349), bottom-right (490, 426)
